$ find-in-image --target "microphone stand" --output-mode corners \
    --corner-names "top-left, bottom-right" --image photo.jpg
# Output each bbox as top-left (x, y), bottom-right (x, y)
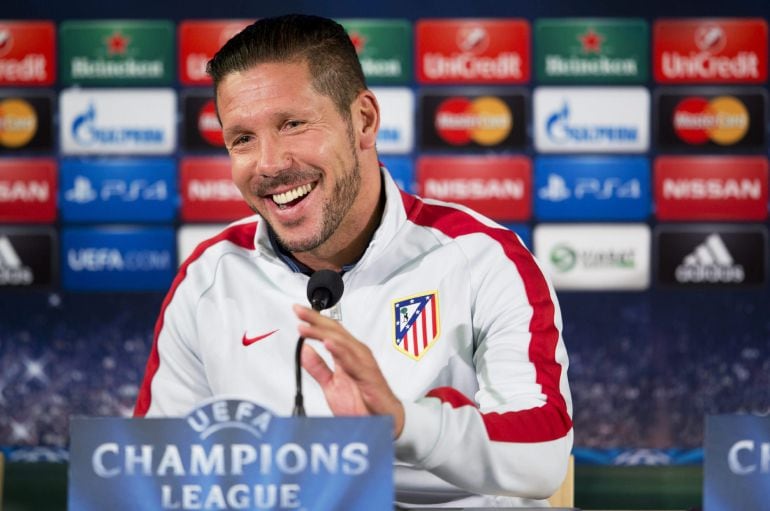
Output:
top-left (293, 335), bottom-right (307, 416)
top-left (293, 270), bottom-right (343, 417)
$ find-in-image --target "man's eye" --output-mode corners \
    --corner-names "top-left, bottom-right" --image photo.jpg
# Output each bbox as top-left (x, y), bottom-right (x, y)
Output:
top-left (231, 135), bottom-right (251, 146)
top-left (284, 120), bottom-right (303, 130)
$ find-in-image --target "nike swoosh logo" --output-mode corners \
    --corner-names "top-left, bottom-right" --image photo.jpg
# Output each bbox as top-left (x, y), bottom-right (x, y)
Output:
top-left (242, 329), bottom-right (279, 346)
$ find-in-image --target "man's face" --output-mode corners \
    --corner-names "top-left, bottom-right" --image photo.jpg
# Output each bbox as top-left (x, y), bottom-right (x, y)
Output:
top-left (217, 61), bottom-right (362, 254)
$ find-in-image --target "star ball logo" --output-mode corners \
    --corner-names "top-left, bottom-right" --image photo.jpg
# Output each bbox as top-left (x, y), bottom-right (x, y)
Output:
top-left (673, 96), bottom-right (748, 145)
top-left (434, 96), bottom-right (512, 146)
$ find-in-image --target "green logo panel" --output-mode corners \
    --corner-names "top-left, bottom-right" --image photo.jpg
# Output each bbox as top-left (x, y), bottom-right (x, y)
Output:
top-left (535, 18), bottom-right (648, 84)
top-left (60, 20), bottom-right (174, 85)
top-left (338, 19), bottom-right (411, 85)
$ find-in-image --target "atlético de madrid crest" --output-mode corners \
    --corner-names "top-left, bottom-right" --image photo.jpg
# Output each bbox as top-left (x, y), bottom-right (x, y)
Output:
top-left (392, 291), bottom-right (440, 360)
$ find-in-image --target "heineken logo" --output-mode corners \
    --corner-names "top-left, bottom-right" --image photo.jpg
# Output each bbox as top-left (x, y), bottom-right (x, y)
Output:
top-left (60, 20), bottom-right (173, 85)
top-left (535, 19), bottom-right (648, 83)
top-left (339, 19), bottom-right (411, 84)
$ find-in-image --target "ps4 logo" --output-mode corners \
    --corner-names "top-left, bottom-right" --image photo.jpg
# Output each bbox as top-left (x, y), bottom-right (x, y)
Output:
top-left (539, 174), bottom-right (641, 202)
top-left (65, 175), bottom-right (168, 204)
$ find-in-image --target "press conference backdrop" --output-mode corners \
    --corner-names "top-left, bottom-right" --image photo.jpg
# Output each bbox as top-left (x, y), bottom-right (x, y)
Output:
top-left (2, 0), bottom-right (770, 509)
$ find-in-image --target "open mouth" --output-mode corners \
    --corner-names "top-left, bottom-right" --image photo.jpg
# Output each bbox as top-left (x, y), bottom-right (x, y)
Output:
top-left (271, 183), bottom-right (315, 209)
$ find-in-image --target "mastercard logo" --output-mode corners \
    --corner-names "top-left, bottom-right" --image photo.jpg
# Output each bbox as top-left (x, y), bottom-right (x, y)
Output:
top-left (197, 99), bottom-right (224, 147)
top-left (672, 96), bottom-right (749, 146)
top-left (0, 98), bottom-right (37, 148)
top-left (434, 96), bottom-right (512, 146)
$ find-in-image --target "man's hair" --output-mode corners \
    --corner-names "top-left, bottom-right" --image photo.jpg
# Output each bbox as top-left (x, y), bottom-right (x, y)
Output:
top-left (207, 14), bottom-right (367, 119)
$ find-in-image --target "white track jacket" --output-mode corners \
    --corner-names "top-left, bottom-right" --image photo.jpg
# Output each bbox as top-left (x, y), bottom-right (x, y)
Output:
top-left (135, 169), bottom-right (573, 508)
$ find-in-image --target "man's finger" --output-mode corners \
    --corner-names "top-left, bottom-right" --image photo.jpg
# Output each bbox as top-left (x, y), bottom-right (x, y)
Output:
top-left (300, 343), bottom-right (333, 387)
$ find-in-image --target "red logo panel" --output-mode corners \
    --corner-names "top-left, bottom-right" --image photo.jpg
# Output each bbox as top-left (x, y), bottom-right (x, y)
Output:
top-left (178, 20), bottom-right (252, 85)
top-left (0, 158), bottom-right (57, 222)
top-left (416, 156), bottom-right (531, 221)
top-left (416, 19), bottom-right (530, 84)
top-left (0, 21), bottom-right (56, 86)
top-left (655, 156), bottom-right (768, 220)
top-left (180, 157), bottom-right (253, 221)
top-left (653, 18), bottom-right (768, 83)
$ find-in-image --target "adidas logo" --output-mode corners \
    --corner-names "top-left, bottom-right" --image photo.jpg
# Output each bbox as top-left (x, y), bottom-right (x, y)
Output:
top-left (0, 236), bottom-right (34, 285)
top-left (675, 233), bottom-right (745, 283)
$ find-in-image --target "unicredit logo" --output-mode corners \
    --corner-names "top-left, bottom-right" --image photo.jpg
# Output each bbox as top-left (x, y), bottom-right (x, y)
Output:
top-left (71, 103), bottom-right (164, 146)
top-left (695, 25), bottom-right (726, 53)
top-left (423, 52), bottom-right (521, 80)
top-left (659, 21), bottom-right (761, 81)
top-left (0, 28), bottom-right (12, 57)
top-left (456, 26), bottom-right (490, 53)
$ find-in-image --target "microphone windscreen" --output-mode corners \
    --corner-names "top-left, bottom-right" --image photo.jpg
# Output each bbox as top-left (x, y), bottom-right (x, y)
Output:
top-left (306, 269), bottom-right (344, 309)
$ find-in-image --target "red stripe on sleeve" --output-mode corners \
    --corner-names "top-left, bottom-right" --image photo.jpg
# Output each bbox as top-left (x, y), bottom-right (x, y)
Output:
top-left (403, 191), bottom-right (571, 443)
top-left (133, 222), bottom-right (258, 417)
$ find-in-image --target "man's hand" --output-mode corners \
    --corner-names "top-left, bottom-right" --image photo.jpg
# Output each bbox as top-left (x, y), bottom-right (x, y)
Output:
top-left (293, 304), bottom-right (405, 438)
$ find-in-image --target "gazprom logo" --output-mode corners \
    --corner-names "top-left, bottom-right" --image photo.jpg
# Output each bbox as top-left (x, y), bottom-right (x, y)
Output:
top-left (534, 87), bottom-right (650, 153)
top-left (546, 102), bottom-right (639, 144)
top-left (71, 102), bottom-right (164, 147)
top-left (60, 88), bottom-right (176, 155)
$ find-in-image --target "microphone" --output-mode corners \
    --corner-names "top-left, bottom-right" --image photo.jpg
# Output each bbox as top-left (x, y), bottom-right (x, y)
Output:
top-left (293, 270), bottom-right (344, 416)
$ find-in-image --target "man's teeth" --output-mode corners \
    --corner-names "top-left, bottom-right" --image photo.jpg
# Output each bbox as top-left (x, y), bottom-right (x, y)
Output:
top-left (272, 184), bottom-right (312, 205)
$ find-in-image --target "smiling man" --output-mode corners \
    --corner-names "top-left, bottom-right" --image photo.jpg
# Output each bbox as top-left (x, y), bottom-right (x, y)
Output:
top-left (135, 14), bottom-right (573, 508)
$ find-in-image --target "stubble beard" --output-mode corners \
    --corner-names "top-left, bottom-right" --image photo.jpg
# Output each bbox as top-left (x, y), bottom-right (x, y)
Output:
top-left (252, 133), bottom-right (362, 255)
top-left (277, 152), bottom-right (361, 254)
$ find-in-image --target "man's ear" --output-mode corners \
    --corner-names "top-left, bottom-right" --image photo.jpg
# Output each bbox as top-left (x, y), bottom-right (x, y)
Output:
top-left (354, 90), bottom-right (380, 150)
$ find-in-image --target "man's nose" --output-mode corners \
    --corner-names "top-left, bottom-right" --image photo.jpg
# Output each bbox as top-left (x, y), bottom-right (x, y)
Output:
top-left (256, 134), bottom-right (291, 175)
